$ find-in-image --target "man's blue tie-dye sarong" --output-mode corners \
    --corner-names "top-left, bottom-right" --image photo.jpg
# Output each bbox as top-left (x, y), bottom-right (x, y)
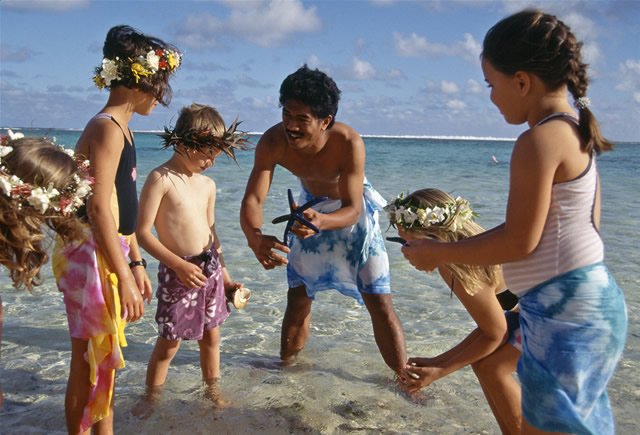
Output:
top-left (286, 178), bottom-right (391, 305)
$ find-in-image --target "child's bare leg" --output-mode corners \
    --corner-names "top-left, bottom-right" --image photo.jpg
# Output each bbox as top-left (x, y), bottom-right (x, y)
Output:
top-left (472, 343), bottom-right (521, 435)
top-left (132, 337), bottom-right (180, 418)
top-left (67, 337), bottom-right (113, 435)
top-left (199, 327), bottom-right (228, 407)
top-left (146, 336), bottom-right (181, 387)
top-left (280, 285), bottom-right (312, 363)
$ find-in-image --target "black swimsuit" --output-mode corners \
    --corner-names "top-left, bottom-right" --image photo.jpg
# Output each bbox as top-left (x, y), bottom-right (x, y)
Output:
top-left (451, 275), bottom-right (519, 311)
top-left (91, 113), bottom-right (138, 236)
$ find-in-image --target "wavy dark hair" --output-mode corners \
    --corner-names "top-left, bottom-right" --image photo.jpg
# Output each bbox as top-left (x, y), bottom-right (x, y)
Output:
top-left (99, 25), bottom-right (179, 106)
top-left (482, 9), bottom-right (614, 155)
top-left (279, 64), bottom-right (341, 128)
top-left (0, 138), bottom-right (87, 291)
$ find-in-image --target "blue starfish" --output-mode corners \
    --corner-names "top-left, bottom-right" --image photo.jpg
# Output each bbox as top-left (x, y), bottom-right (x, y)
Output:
top-left (272, 188), bottom-right (327, 245)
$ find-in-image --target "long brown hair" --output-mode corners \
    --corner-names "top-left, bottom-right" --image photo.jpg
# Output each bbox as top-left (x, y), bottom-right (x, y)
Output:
top-left (482, 9), bottom-right (614, 155)
top-left (1, 137), bottom-right (87, 291)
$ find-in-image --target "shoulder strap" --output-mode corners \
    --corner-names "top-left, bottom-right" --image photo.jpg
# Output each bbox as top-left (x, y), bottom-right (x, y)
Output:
top-left (91, 113), bottom-right (133, 145)
top-left (535, 112), bottom-right (579, 127)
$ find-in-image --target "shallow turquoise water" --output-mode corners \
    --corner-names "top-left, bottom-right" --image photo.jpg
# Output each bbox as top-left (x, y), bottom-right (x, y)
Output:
top-left (1, 129), bottom-right (638, 433)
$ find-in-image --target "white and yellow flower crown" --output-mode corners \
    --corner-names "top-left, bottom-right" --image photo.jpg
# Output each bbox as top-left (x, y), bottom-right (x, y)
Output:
top-left (93, 47), bottom-right (182, 89)
top-left (384, 192), bottom-right (476, 233)
top-left (0, 130), bottom-right (94, 216)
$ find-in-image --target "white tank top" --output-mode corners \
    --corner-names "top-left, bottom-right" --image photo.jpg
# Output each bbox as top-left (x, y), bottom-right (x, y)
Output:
top-left (502, 113), bottom-right (604, 295)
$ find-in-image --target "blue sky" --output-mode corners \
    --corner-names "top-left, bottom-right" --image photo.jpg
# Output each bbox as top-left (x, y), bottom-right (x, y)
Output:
top-left (1, 0), bottom-right (639, 141)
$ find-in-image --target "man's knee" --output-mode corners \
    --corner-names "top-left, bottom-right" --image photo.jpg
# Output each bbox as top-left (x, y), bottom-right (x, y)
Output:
top-left (286, 286), bottom-right (312, 311)
top-left (362, 292), bottom-right (396, 317)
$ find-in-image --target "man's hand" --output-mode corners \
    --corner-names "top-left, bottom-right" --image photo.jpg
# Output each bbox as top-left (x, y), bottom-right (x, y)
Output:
top-left (289, 203), bottom-right (323, 240)
top-left (249, 233), bottom-right (290, 270)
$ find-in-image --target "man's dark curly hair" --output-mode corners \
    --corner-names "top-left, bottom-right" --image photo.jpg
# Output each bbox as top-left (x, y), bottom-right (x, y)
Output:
top-left (279, 64), bottom-right (341, 128)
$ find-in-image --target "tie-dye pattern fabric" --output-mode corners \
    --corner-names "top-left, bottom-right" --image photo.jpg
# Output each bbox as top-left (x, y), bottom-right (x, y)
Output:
top-left (517, 262), bottom-right (627, 434)
top-left (155, 246), bottom-right (230, 341)
top-left (287, 178), bottom-right (391, 305)
top-left (52, 231), bottom-right (130, 432)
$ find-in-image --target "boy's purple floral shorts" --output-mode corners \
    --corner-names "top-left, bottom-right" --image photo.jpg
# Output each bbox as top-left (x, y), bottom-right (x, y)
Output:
top-left (155, 246), bottom-right (230, 341)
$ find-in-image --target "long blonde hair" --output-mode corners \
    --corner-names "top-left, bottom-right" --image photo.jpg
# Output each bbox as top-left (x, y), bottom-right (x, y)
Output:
top-left (404, 189), bottom-right (500, 295)
top-left (0, 137), bottom-right (87, 291)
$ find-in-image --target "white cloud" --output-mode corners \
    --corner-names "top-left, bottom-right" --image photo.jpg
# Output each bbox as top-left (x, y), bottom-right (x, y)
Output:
top-left (465, 79), bottom-right (484, 95)
top-left (393, 32), bottom-right (449, 57)
top-left (446, 99), bottom-right (466, 110)
top-left (175, 15), bottom-right (225, 50)
top-left (393, 32), bottom-right (481, 63)
top-left (2, 0), bottom-right (89, 11)
top-left (175, 0), bottom-right (321, 50)
top-left (382, 69), bottom-right (407, 81)
top-left (1, 44), bottom-right (37, 63)
top-left (351, 57), bottom-right (377, 80)
top-left (615, 59), bottom-right (640, 105)
top-left (441, 80), bottom-right (459, 94)
top-left (226, 0), bottom-right (321, 48)
top-left (306, 54), bottom-right (322, 69)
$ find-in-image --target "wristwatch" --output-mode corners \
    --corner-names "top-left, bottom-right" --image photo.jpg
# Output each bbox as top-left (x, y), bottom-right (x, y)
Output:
top-left (129, 258), bottom-right (147, 269)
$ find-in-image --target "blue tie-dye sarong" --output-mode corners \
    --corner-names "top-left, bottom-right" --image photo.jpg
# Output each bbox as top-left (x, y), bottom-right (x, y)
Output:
top-left (518, 262), bottom-right (627, 435)
top-left (287, 178), bottom-right (391, 305)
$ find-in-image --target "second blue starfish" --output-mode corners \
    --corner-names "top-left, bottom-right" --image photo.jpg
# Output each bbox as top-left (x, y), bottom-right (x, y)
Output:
top-left (272, 188), bottom-right (327, 245)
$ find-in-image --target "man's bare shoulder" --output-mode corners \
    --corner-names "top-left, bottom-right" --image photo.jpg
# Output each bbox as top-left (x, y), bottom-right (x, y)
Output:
top-left (328, 122), bottom-right (364, 148)
top-left (258, 123), bottom-right (287, 146)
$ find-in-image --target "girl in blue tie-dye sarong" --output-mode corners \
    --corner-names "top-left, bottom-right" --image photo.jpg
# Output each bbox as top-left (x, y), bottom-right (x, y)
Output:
top-left (401, 9), bottom-right (627, 435)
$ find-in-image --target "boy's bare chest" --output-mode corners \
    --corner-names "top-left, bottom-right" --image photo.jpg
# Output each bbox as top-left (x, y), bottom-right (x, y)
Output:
top-left (161, 178), bottom-right (210, 213)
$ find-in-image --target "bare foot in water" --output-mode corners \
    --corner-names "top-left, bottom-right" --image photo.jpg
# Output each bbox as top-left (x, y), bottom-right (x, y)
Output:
top-left (204, 378), bottom-right (230, 408)
top-left (132, 385), bottom-right (163, 419)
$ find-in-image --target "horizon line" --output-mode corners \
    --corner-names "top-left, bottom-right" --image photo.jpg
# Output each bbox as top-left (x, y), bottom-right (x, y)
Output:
top-left (1, 126), bottom-right (517, 142)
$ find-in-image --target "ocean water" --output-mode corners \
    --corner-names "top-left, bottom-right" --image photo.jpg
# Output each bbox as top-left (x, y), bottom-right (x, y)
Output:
top-left (1, 129), bottom-right (638, 434)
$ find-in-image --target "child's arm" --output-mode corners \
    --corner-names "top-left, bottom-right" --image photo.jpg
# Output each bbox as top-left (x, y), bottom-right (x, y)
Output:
top-left (136, 170), bottom-right (207, 288)
top-left (401, 130), bottom-right (556, 271)
top-left (400, 267), bottom-right (507, 393)
top-left (128, 234), bottom-right (152, 304)
top-left (86, 121), bottom-right (144, 322)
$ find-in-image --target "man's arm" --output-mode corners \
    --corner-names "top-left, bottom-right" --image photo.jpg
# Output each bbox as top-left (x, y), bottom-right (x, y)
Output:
top-left (240, 131), bottom-right (290, 269)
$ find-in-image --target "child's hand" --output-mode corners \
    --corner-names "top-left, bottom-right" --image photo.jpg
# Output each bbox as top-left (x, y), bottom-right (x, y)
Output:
top-left (132, 266), bottom-right (153, 304)
top-left (224, 280), bottom-right (243, 292)
top-left (401, 239), bottom-right (441, 273)
top-left (174, 260), bottom-right (208, 288)
top-left (397, 358), bottom-right (443, 393)
top-left (118, 276), bottom-right (145, 322)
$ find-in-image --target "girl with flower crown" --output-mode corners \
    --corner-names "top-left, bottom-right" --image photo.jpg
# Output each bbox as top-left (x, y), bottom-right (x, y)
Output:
top-left (51, 25), bottom-right (181, 434)
top-left (401, 10), bottom-right (626, 435)
top-left (0, 132), bottom-right (94, 410)
top-left (386, 189), bottom-right (522, 434)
